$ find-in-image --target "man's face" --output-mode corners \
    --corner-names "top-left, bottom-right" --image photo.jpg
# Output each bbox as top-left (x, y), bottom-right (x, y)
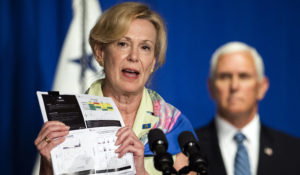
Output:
top-left (209, 51), bottom-right (268, 119)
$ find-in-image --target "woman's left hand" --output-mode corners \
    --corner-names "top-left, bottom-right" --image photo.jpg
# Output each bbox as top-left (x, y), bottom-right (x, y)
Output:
top-left (115, 127), bottom-right (148, 175)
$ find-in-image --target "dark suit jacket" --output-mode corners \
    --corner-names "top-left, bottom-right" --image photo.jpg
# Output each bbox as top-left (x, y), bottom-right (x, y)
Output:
top-left (195, 120), bottom-right (300, 175)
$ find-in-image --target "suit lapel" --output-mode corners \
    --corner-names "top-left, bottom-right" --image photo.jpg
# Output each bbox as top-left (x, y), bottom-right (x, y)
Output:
top-left (197, 121), bottom-right (227, 175)
top-left (257, 125), bottom-right (276, 175)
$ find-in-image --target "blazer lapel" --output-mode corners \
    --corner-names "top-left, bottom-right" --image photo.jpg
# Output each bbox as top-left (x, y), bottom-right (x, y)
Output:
top-left (197, 121), bottom-right (227, 175)
top-left (257, 125), bottom-right (276, 175)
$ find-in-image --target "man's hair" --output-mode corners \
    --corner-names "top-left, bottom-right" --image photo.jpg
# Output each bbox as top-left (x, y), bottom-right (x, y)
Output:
top-left (209, 41), bottom-right (265, 81)
top-left (89, 2), bottom-right (167, 70)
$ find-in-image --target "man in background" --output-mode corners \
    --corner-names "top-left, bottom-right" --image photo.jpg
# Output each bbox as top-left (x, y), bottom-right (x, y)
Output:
top-left (196, 41), bottom-right (300, 175)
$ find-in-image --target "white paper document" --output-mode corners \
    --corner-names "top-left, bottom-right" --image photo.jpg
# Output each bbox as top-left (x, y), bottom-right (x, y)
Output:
top-left (37, 91), bottom-right (136, 175)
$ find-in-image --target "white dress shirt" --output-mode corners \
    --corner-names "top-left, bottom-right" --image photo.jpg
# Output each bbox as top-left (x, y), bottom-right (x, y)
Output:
top-left (215, 114), bottom-right (260, 175)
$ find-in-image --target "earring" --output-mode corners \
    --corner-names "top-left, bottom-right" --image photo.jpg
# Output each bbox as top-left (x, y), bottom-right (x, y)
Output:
top-left (99, 60), bottom-right (104, 67)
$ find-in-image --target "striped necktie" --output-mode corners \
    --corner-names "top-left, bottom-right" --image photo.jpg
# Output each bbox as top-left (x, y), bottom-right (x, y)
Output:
top-left (234, 132), bottom-right (251, 175)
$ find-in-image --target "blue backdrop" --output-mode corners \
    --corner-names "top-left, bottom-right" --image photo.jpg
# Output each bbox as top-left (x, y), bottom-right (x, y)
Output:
top-left (1, 0), bottom-right (300, 174)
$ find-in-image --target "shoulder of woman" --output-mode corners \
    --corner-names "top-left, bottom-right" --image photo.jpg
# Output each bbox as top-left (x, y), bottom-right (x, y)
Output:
top-left (87, 79), bottom-right (103, 95)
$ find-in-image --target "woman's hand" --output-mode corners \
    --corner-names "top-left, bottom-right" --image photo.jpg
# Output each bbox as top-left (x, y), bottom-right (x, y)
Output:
top-left (34, 121), bottom-right (70, 174)
top-left (174, 152), bottom-right (197, 175)
top-left (115, 127), bottom-right (148, 175)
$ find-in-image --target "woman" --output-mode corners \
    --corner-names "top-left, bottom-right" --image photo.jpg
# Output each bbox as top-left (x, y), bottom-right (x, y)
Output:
top-left (34, 2), bottom-right (195, 174)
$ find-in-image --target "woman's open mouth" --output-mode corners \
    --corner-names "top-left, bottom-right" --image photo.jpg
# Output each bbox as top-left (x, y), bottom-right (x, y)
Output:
top-left (122, 68), bottom-right (140, 78)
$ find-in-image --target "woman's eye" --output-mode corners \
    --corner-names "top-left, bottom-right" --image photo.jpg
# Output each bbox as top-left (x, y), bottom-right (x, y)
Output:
top-left (141, 45), bottom-right (150, 51)
top-left (117, 41), bottom-right (127, 47)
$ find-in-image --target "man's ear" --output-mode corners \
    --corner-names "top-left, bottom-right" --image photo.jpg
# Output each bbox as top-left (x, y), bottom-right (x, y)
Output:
top-left (257, 77), bottom-right (269, 100)
top-left (208, 78), bottom-right (215, 100)
top-left (94, 44), bottom-right (104, 66)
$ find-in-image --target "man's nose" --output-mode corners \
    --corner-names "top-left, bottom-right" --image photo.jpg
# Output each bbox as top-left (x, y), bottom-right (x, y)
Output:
top-left (230, 76), bottom-right (240, 91)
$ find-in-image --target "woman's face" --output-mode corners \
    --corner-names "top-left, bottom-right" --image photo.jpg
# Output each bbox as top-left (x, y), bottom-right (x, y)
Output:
top-left (96, 19), bottom-right (157, 95)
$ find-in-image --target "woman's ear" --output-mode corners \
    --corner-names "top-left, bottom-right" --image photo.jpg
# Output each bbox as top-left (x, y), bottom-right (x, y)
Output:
top-left (150, 59), bottom-right (156, 73)
top-left (94, 44), bottom-right (104, 66)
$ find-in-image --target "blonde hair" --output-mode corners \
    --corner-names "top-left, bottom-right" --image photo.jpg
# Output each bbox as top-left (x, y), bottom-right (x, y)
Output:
top-left (89, 2), bottom-right (167, 70)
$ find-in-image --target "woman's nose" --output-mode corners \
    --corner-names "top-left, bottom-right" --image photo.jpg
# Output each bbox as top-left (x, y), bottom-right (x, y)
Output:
top-left (127, 47), bottom-right (139, 62)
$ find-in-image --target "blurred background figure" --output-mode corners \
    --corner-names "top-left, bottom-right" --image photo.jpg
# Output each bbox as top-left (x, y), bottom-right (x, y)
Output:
top-left (196, 41), bottom-right (300, 175)
top-left (1, 0), bottom-right (300, 174)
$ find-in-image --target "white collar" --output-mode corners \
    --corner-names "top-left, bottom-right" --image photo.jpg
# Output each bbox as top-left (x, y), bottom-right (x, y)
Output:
top-left (216, 114), bottom-right (260, 144)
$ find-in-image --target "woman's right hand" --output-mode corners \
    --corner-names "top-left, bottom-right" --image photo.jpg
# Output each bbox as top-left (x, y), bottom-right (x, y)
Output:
top-left (34, 121), bottom-right (70, 165)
